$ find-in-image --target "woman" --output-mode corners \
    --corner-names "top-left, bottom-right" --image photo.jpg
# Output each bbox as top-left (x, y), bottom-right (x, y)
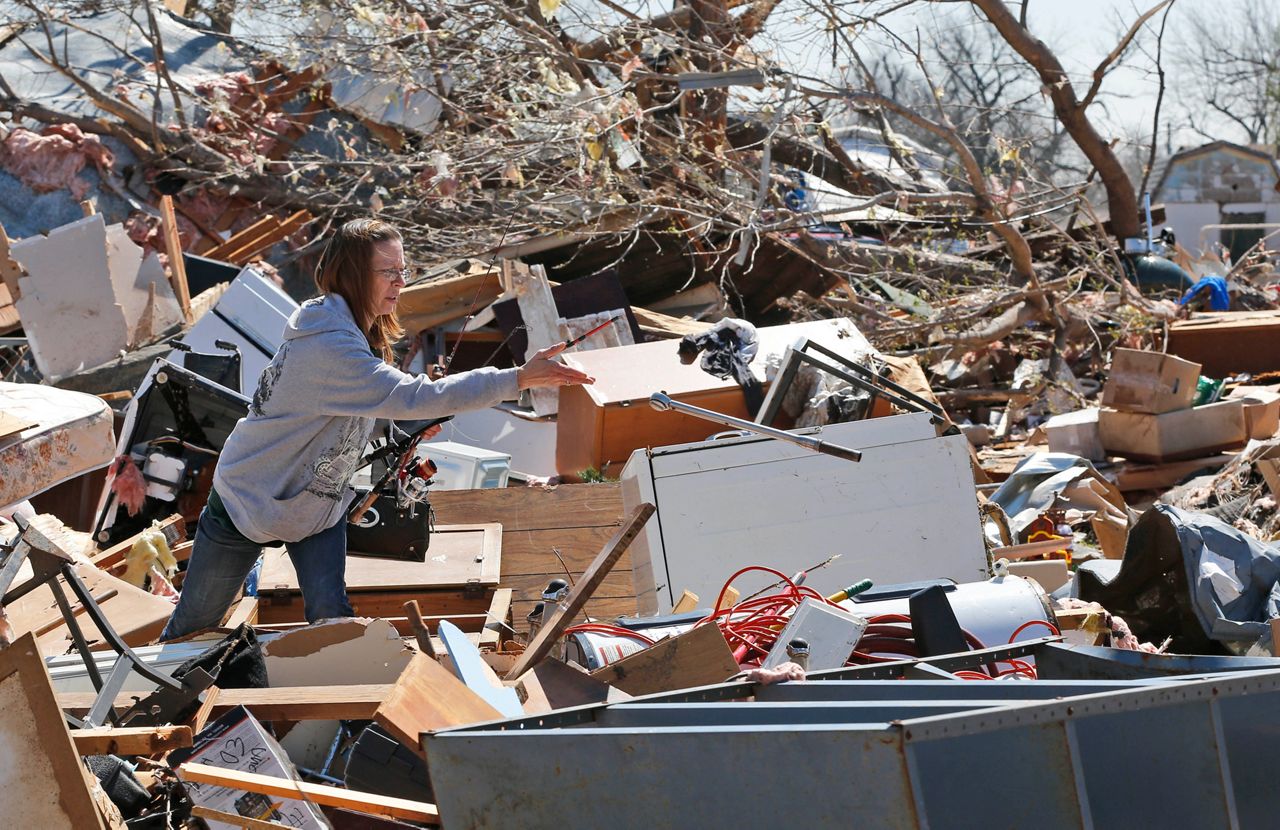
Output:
top-left (161, 219), bottom-right (592, 640)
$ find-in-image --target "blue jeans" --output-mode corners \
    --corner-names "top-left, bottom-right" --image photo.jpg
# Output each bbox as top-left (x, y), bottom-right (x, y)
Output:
top-left (160, 494), bottom-right (355, 641)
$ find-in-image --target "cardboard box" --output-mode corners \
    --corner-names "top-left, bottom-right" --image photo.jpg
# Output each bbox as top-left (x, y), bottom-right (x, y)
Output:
top-left (1226, 386), bottom-right (1280, 440)
top-left (1043, 408), bottom-right (1105, 461)
top-left (1101, 348), bottom-right (1201, 414)
top-left (1098, 400), bottom-right (1246, 463)
top-left (169, 706), bottom-right (328, 829)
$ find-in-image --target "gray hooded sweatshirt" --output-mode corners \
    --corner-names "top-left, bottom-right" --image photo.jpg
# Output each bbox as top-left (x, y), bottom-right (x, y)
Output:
top-left (213, 293), bottom-right (518, 544)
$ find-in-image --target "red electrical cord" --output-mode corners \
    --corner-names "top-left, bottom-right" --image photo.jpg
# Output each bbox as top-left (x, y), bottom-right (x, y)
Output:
top-left (561, 623), bottom-right (656, 647)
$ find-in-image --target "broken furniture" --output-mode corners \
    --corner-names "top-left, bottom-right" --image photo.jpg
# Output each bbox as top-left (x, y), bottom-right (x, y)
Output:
top-left (1168, 309), bottom-right (1280, 376)
top-left (425, 640), bottom-right (1280, 829)
top-left (556, 318), bottom-right (876, 479)
top-left (1, 515), bottom-right (212, 728)
top-left (621, 411), bottom-right (988, 613)
top-left (429, 481), bottom-right (632, 628)
top-left (0, 381), bottom-right (116, 511)
top-left (255, 524), bottom-right (505, 639)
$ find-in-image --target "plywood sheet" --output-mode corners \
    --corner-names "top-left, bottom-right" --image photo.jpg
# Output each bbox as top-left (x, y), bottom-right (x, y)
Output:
top-left (9, 214), bottom-right (129, 380)
top-left (0, 633), bottom-right (112, 829)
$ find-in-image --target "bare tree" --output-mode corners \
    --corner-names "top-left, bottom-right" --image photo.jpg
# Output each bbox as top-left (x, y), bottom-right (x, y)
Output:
top-left (1174, 0), bottom-right (1280, 147)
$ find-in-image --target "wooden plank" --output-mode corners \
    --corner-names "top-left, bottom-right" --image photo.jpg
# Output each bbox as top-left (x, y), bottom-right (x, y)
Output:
top-left (672, 590), bottom-right (700, 614)
top-left (374, 654), bottom-right (502, 757)
top-left (257, 587), bottom-right (496, 625)
top-left (589, 623), bottom-right (739, 696)
top-left (187, 686), bottom-right (220, 735)
top-left (396, 266), bottom-right (505, 332)
top-left (430, 483), bottom-right (624, 533)
top-left (202, 215), bottom-right (276, 261)
top-left (219, 210), bottom-right (310, 266)
top-left (223, 594), bottom-right (258, 629)
top-left (505, 503), bottom-right (655, 679)
top-left (178, 763), bottom-right (440, 824)
top-left (0, 633), bottom-right (115, 829)
top-left (515, 657), bottom-right (620, 714)
top-left (159, 195), bottom-right (192, 323)
top-left (482, 587), bottom-right (513, 647)
top-left (1112, 453), bottom-right (1235, 492)
top-left (497, 526), bottom-right (626, 575)
top-left (190, 805), bottom-right (290, 829)
top-left (62, 684), bottom-right (391, 722)
top-left (71, 725), bottom-right (192, 756)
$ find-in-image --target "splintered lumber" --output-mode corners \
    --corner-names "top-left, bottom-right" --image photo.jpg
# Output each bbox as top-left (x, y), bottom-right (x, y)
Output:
top-left (178, 763), bottom-right (440, 824)
top-left (374, 653), bottom-right (503, 755)
top-left (189, 806), bottom-right (290, 829)
top-left (396, 264), bottom-right (505, 333)
top-left (505, 502), bottom-right (655, 680)
top-left (516, 658), bottom-right (620, 714)
top-left (61, 684), bottom-right (392, 722)
top-left (0, 633), bottom-right (118, 829)
top-left (71, 725), bottom-right (192, 756)
top-left (589, 623), bottom-right (739, 696)
top-left (159, 195), bottom-right (192, 322)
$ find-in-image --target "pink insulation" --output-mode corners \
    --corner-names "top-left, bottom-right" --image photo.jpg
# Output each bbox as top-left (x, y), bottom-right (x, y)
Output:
top-left (0, 124), bottom-right (114, 199)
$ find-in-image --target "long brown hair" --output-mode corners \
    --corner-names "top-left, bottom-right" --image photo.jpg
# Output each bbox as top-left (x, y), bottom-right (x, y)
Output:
top-left (314, 218), bottom-right (405, 363)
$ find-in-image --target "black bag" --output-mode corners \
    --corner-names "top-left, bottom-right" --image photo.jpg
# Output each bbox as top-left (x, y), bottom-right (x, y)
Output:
top-left (347, 489), bottom-right (433, 562)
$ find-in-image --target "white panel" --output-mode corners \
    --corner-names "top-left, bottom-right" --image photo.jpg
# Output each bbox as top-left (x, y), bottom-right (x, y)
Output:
top-left (623, 414), bottom-right (988, 613)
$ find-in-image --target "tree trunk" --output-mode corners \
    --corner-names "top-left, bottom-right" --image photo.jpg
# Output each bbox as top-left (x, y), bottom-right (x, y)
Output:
top-left (968, 0), bottom-right (1140, 242)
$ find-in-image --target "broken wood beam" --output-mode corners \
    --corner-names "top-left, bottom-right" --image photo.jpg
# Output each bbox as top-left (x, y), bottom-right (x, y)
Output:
top-left (61, 684), bottom-right (391, 722)
top-left (71, 725), bottom-right (192, 756)
top-left (374, 653), bottom-right (502, 757)
top-left (190, 805), bottom-right (291, 829)
top-left (178, 763), bottom-right (440, 823)
top-left (159, 195), bottom-right (192, 323)
top-left (505, 502), bottom-right (655, 680)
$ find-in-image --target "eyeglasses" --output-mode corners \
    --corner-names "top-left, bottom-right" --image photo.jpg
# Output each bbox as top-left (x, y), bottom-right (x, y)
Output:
top-left (373, 266), bottom-right (413, 283)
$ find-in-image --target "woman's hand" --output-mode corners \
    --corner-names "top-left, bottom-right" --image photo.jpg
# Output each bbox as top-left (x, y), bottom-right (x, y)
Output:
top-left (517, 342), bottom-right (595, 390)
top-left (421, 423), bottom-right (444, 441)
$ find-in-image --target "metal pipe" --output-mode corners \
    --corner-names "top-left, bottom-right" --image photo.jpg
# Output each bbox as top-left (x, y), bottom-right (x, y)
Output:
top-left (648, 393), bottom-right (863, 462)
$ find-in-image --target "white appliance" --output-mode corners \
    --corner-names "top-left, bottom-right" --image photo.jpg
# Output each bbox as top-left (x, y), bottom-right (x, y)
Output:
top-left (423, 441), bottom-right (513, 490)
top-left (172, 266), bottom-right (298, 391)
top-left (621, 412), bottom-right (990, 615)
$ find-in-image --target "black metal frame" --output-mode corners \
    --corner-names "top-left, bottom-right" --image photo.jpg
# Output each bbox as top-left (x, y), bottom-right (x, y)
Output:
top-left (755, 337), bottom-right (945, 428)
top-left (2, 516), bottom-right (212, 728)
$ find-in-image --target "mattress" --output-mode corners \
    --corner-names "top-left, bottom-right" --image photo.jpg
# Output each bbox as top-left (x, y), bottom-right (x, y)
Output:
top-left (0, 382), bottom-right (115, 510)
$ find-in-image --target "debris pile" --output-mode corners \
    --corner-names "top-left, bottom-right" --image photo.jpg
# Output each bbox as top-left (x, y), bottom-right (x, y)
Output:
top-left (6, 2), bottom-right (1280, 828)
